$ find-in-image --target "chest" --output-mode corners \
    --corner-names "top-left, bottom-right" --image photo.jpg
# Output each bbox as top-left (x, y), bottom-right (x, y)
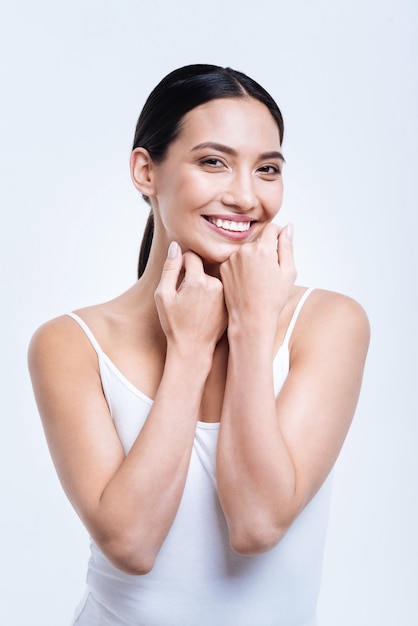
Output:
top-left (98, 290), bottom-right (300, 424)
top-left (107, 336), bottom-right (229, 423)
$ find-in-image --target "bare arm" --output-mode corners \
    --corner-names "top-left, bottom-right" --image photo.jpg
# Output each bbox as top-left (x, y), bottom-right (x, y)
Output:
top-left (217, 225), bottom-right (370, 555)
top-left (28, 244), bottom-right (226, 574)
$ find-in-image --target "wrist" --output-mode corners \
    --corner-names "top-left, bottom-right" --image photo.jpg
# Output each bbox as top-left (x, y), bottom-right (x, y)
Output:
top-left (227, 333), bottom-right (276, 370)
top-left (165, 341), bottom-right (214, 376)
top-left (227, 320), bottom-right (276, 351)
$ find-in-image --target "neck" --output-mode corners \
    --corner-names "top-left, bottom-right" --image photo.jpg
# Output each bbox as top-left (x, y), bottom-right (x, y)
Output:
top-left (202, 259), bottom-right (222, 280)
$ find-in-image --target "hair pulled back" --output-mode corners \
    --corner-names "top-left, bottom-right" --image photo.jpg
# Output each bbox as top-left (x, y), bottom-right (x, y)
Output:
top-left (133, 64), bottom-right (284, 278)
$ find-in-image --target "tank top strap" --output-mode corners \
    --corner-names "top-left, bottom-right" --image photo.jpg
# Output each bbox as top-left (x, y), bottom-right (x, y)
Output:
top-left (66, 312), bottom-right (104, 357)
top-left (282, 288), bottom-right (315, 349)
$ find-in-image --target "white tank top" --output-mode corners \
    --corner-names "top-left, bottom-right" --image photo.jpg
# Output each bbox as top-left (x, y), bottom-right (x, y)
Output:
top-left (69, 288), bottom-right (332, 626)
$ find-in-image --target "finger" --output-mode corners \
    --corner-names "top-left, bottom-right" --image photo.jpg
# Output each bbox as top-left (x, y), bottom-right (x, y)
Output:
top-left (257, 222), bottom-right (281, 247)
top-left (158, 241), bottom-right (183, 292)
top-left (182, 251), bottom-right (205, 282)
top-left (277, 223), bottom-right (296, 271)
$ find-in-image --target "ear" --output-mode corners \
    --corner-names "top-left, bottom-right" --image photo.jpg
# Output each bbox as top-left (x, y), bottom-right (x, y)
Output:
top-left (130, 148), bottom-right (157, 197)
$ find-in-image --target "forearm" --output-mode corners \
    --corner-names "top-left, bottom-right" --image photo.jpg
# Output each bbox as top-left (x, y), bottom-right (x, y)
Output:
top-left (217, 330), bottom-right (298, 555)
top-left (93, 248), bottom-right (226, 572)
top-left (93, 346), bottom-right (212, 573)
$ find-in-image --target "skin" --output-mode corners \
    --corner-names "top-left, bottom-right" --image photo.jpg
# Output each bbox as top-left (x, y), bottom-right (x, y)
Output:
top-left (28, 97), bottom-right (370, 573)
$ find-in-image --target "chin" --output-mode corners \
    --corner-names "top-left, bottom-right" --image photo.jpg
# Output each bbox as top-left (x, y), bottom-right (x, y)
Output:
top-left (197, 247), bottom-right (233, 266)
top-left (180, 236), bottom-right (243, 273)
top-left (201, 251), bottom-right (235, 277)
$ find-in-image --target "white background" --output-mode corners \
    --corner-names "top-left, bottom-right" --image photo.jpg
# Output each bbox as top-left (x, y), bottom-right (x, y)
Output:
top-left (1, 1), bottom-right (417, 624)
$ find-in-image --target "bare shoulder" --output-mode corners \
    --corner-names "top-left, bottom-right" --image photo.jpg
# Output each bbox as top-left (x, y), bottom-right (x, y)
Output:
top-left (29, 313), bottom-right (91, 366)
top-left (27, 308), bottom-right (106, 388)
top-left (28, 296), bottom-right (120, 364)
top-left (311, 288), bottom-right (369, 331)
top-left (303, 288), bottom-right (369, 327)
top-left (291, 287), bottom-right (370, 358)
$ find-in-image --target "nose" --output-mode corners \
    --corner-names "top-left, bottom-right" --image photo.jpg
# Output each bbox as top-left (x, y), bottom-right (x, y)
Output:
top-left (221, 171), bottom-right (258, 212)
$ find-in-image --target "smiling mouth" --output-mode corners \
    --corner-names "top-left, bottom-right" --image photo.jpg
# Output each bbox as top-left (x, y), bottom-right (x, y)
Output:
top-left (204, 216), bottom-right (253, 232)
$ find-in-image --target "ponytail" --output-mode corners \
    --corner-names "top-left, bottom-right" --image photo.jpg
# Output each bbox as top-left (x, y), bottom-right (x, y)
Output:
top-left (137, 210), bottom-right (154, 278)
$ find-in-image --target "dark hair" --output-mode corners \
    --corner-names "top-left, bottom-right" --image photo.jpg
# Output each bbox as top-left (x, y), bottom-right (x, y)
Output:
top-left (133, 64), bottom-right (284, 278)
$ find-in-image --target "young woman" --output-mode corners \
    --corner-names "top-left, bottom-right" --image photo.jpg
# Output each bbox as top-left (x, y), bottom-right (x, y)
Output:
top-left (28, 64), bottom-right (370, 625)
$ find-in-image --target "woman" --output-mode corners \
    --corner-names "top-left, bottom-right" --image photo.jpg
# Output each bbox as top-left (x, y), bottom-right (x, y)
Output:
top-left (28, 64), bottom-right (369, 625)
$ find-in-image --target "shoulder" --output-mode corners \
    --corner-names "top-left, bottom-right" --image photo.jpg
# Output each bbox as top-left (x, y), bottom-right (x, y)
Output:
top-left (28, 310), bottom-right (101, 379)
top-left (302, 288), bottom-right (369, 327)
top-left (28, 298), bottom-right (118, 356)
top-left (290, 287), bottom-right (370, 359)
top-left (29, 314), bottom-right (82, 359)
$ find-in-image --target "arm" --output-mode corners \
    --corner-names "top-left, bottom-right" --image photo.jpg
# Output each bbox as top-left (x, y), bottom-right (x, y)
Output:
top-left (217, 225), bottom-right (370, 555)
top-left (28, 244), bottom-right (226, 574)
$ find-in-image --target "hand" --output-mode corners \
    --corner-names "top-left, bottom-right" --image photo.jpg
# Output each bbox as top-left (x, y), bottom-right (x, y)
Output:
top-left (219, 223), bottom-right (297, 334)
top-left (155, 242), bottom-right (227, 354)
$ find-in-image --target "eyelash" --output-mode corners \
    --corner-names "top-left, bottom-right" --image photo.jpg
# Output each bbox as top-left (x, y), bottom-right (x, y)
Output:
top-left (199, 157), bottom-right (225, 167)
top-left (199, 158), bottom-right (281, 175)
top-left (258, 164), bottom-right (282, 175)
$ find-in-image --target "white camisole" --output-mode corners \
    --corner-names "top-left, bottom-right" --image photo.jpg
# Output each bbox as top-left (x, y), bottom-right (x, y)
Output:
top-left (68, 287), bottom-right (332, 626)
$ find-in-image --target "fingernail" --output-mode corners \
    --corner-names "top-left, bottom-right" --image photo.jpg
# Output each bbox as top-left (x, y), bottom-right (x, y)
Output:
top-left (167, 241), bottom-right (178, 258)
top-left (285, 223), bottom-right (294, 240)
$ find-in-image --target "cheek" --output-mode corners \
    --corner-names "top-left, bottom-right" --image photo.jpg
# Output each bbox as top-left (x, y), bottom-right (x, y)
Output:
top-left (156, 173), bottom-right (215, 228)
top-left (263, 183), bottom-right (284, 217)
top-left (174, 172), bottom-right (216, 207)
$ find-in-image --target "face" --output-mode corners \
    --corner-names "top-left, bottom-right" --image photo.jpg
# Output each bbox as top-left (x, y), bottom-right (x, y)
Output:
top-left (150, 97), bottom-right (284, 267)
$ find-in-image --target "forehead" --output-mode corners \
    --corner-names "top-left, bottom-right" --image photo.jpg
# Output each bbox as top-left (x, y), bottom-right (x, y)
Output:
top-left (176, 97), bottom-right (282, 151)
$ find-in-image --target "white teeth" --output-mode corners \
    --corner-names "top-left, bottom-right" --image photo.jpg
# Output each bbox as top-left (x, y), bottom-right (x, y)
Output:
top-left (209, 217), bottom-right (251, 232)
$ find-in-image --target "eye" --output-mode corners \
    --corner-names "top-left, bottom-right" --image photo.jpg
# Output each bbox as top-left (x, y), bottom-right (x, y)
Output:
top-left (199, 157), bottom-right (226, 168)
top-left (258, 164), bottom-right (282, 176)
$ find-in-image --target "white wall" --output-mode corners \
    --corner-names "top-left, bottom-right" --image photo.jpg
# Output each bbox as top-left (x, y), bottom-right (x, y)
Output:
top-left (1, 1), bottom-right (417, 624)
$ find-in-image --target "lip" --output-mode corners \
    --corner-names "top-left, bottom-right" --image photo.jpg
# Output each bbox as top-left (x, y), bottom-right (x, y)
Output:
top-left (204, 214), bottom-right (253, 223)
top-left (202, 214), bottom-right (257, 240)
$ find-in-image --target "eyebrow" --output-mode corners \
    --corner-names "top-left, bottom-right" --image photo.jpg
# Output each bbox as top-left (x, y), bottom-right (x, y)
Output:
top-left (191, 142), bottom-right (285, 162)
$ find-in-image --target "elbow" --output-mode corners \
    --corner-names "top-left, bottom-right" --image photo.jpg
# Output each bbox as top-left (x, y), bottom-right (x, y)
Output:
top-left (227, 503), bottom-right (304, 556)
top-left (228, 522), bottom-right (289, 556)
top-left (114, 556), bottom-right (156, 577)
top-left (99, 535), bottom-right (157, 576)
